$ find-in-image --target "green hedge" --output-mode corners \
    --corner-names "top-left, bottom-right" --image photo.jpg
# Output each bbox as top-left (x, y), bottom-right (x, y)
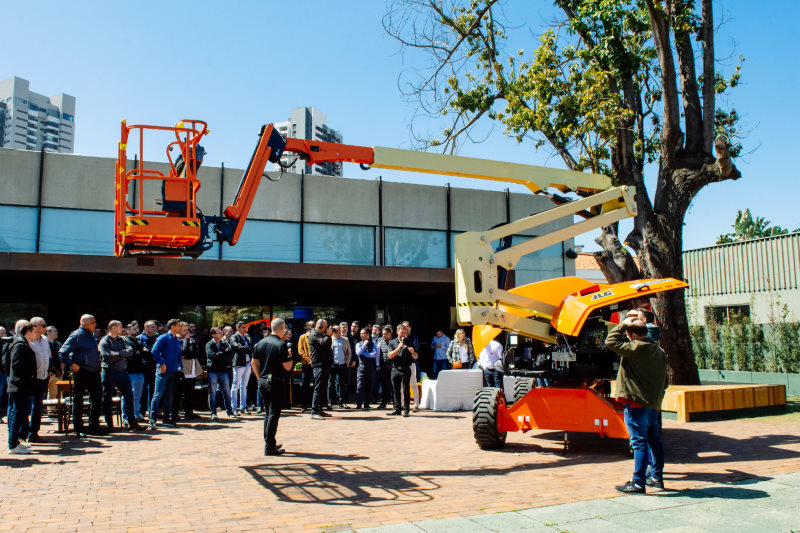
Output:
top-left (691, 315), bottom-right (800, 373)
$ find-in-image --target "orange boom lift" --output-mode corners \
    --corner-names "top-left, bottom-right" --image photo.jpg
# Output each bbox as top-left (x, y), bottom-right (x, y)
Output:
top-left (114, 119), bottom-right (688, 450)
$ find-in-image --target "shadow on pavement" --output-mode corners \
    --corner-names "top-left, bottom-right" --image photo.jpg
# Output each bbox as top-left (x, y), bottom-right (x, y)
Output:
top-left (243, 462), bottom-right (439, 507)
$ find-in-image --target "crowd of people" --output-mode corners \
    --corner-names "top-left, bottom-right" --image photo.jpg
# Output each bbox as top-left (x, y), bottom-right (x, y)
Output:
top-left (0, 313), bottom-right (495, 456)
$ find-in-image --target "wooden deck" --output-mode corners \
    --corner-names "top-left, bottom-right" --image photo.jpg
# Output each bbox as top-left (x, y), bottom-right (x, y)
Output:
top-left (610, 382), bottom-right (787, 422)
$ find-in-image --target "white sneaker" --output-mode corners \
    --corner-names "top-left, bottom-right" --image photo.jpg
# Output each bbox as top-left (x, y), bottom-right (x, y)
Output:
top-left (18, 441), bottom-right (31, 449)
top-left (9, 445), bottom-right (31, 455)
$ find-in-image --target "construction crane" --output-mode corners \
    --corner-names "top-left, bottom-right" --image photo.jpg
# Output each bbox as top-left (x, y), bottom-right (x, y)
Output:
top-left (114, 119), bottom-right (688, 450)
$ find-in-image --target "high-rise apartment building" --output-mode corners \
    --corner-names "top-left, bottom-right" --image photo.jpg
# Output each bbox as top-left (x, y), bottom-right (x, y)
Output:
top-left (0, 76), bottom-right (75, 153)
top-left (274, 107), bottom-right (343, 176)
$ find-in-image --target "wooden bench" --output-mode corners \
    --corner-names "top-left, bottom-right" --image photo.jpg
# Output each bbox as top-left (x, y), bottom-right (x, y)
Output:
top-left (610, 382), bottom-right (787, 422)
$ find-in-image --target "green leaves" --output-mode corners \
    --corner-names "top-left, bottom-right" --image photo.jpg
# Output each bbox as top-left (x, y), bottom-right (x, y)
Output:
top-left (716, 208), bottom-right (790, 244)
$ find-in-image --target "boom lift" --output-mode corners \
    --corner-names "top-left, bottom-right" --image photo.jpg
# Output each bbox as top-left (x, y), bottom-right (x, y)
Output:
top-left (114, 119), bottom-right (688, 450)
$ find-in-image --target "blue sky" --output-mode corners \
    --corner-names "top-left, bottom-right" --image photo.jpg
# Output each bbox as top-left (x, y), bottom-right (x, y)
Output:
top-left (3, 0), bottom-right (797, 252)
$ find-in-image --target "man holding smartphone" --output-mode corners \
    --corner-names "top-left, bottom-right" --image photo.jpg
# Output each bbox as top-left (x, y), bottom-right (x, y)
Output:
top-left (387, 324), bottom-right (417, 417)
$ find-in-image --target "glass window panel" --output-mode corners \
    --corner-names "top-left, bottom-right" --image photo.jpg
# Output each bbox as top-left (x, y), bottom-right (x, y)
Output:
top-left (222, 220), bottom-right (300, 262)
top-left (39, 208), bottom-right (114, 255)
top-left (511, 235), bottom-right (564, 286)
top-left (304, 223), bottom-right (374, 265)
top-left (385, 228), bottom-right (447, 268)
top-left (0, 205), bottom-right (37, 252)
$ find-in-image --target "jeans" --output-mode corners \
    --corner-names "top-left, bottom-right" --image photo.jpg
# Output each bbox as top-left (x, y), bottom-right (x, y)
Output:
top-left (311, 366), bottom-right (329, 413)
top-left (149, 370), bottom-right (177, 424)
top-left (102, 370), bottom-right (134, 426)
top-left (391, 367), bottom-right (411, 413)
top-left (377, 363), bottom-right (392, 406)
top-left (8, 391), bottom-right (33, 449)
top-left (536, 378), bottom-right (550, 388)
top-left (432, 359), bottom-right (448, 379)
top-left (207, 371), bottom-right (233, 414)
top-left (28, 378), bottom-right (49, 438)
top-left (231, 365), bottom-right (251, 411)
top-left (624, 405), bottom-right (665, 486)
top-left (258, 378), bottom-right (284, 450)
top-left (356, 358), bottom-right (377, 408)
top-left (328, 364), bottom-right (348, 406)
top-left (73, 368), bottom-right (103, 431)
top-left (483, 368), bottom-right (503, 389)
top-left (128, 373), bottom-right (145, 418)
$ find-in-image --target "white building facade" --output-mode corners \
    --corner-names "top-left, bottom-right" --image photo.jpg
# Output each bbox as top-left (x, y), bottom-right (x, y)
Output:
top-left (274, 107), bottom-right (343, 176)
top-left (0, 76), bottom-right (75, 153)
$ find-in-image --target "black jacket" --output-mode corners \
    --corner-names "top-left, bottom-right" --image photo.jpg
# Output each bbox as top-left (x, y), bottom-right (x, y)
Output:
top-left (229, 333), bottom-right (253, 367)
top-left (308, 330), bottom-right (333, 368)
top-left (205, 339), bottom-right (233, 373)
top-left (124, 335), bottom-right (145, 374)
top-left (8, 337), bottom-right (37, 394)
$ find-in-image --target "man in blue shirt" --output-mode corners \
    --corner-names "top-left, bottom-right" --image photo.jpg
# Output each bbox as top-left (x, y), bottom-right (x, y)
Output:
top-left (59, 314), bottom-right (106, 437)
top-left (430, 329), bottom-right (451, 379)
top-left (148, 318), bottom-right (183, 429)
top-left (355, 328), bottom-right (379, 410)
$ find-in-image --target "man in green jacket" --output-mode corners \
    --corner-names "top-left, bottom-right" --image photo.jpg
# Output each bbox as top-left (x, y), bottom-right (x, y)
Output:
top-left (605, 313), bottom-right (668, 494)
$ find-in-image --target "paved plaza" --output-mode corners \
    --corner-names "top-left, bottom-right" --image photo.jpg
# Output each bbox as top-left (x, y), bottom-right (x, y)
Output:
top-left (1, 402), bottom-right (799, 532)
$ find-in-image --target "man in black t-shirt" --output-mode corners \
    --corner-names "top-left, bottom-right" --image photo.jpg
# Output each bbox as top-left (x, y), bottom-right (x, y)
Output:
top-left (387, 324), bottom-right (418, 417)
top-left (251, 318), bottom-right (293, 455)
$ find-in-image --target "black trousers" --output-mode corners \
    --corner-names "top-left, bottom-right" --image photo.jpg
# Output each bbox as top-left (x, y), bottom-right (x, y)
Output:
top-left (172, 374), bottom-right (197, 416)
top-left (300, 364), bottom-right (313, 408)
top-left (356, 358), bottom-right (377, 407)
top-left (140, 364), bottom-right (156, 417)
top-left (391, 367), bottom-right (411, 413)
top-left (259, 378), bottom-right (284, 450)
top-left (311, 366), bottom-right (329, 413)
top-left (73, 368), bottom-right (102, 431)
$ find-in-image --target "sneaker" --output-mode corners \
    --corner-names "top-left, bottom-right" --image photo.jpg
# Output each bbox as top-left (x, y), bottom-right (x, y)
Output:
top-left (646, 476), bottom-right (664, 490)
top-left (615, 481), bottom-right (645, 494)
top-left (210, 413), bottom-right (218, 421)
top-left (148, 421), bottom-right (157, 430)
top-left (9, 445), bottom-right (31, 455)
top-left (162, 421), bottom-right (176, 428)
top-left (228, 411), bottom-right (238, 418)
top-left (311, 413), bottom-right (325, 420)
top-left (338, 404), bottom-right (350, 410)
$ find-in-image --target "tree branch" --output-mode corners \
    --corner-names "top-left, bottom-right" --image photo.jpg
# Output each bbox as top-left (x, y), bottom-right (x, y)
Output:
top-left (645, 0), bottom-right (683, 167)
top-left (673, 22), bottom-right (703, 153)
top-left (701, 0), bottom-right (715, 154)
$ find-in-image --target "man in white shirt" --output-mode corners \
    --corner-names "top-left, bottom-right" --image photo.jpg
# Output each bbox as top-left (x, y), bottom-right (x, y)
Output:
top-left (477, 338), bottom-right (505, 389)
top-left (27, 317), bottom-right (52, 443)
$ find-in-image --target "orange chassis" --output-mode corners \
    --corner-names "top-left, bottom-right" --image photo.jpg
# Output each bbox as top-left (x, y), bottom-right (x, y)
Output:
top-left (473, 276), bottom-right (687, 446)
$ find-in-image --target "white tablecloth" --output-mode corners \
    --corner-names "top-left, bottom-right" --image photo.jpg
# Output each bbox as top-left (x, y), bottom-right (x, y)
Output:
top-left (420, 369), bottom-right (483, 411)
top-left (420, 371), bottom-right (520, 411)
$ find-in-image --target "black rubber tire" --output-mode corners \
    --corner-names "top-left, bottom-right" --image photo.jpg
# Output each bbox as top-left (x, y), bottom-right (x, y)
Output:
top-left (473, 387), bottom-right (507, 450)
top-left (513, 377), bottom-right (534, 404)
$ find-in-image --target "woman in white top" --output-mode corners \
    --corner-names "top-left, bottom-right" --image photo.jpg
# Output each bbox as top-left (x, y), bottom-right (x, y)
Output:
top-left (446, 329), bottom-right (476, 369)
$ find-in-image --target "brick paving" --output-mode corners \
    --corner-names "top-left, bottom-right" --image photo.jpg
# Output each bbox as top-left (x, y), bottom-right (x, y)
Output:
top-left (1, 404), bottom-right (799, 532)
